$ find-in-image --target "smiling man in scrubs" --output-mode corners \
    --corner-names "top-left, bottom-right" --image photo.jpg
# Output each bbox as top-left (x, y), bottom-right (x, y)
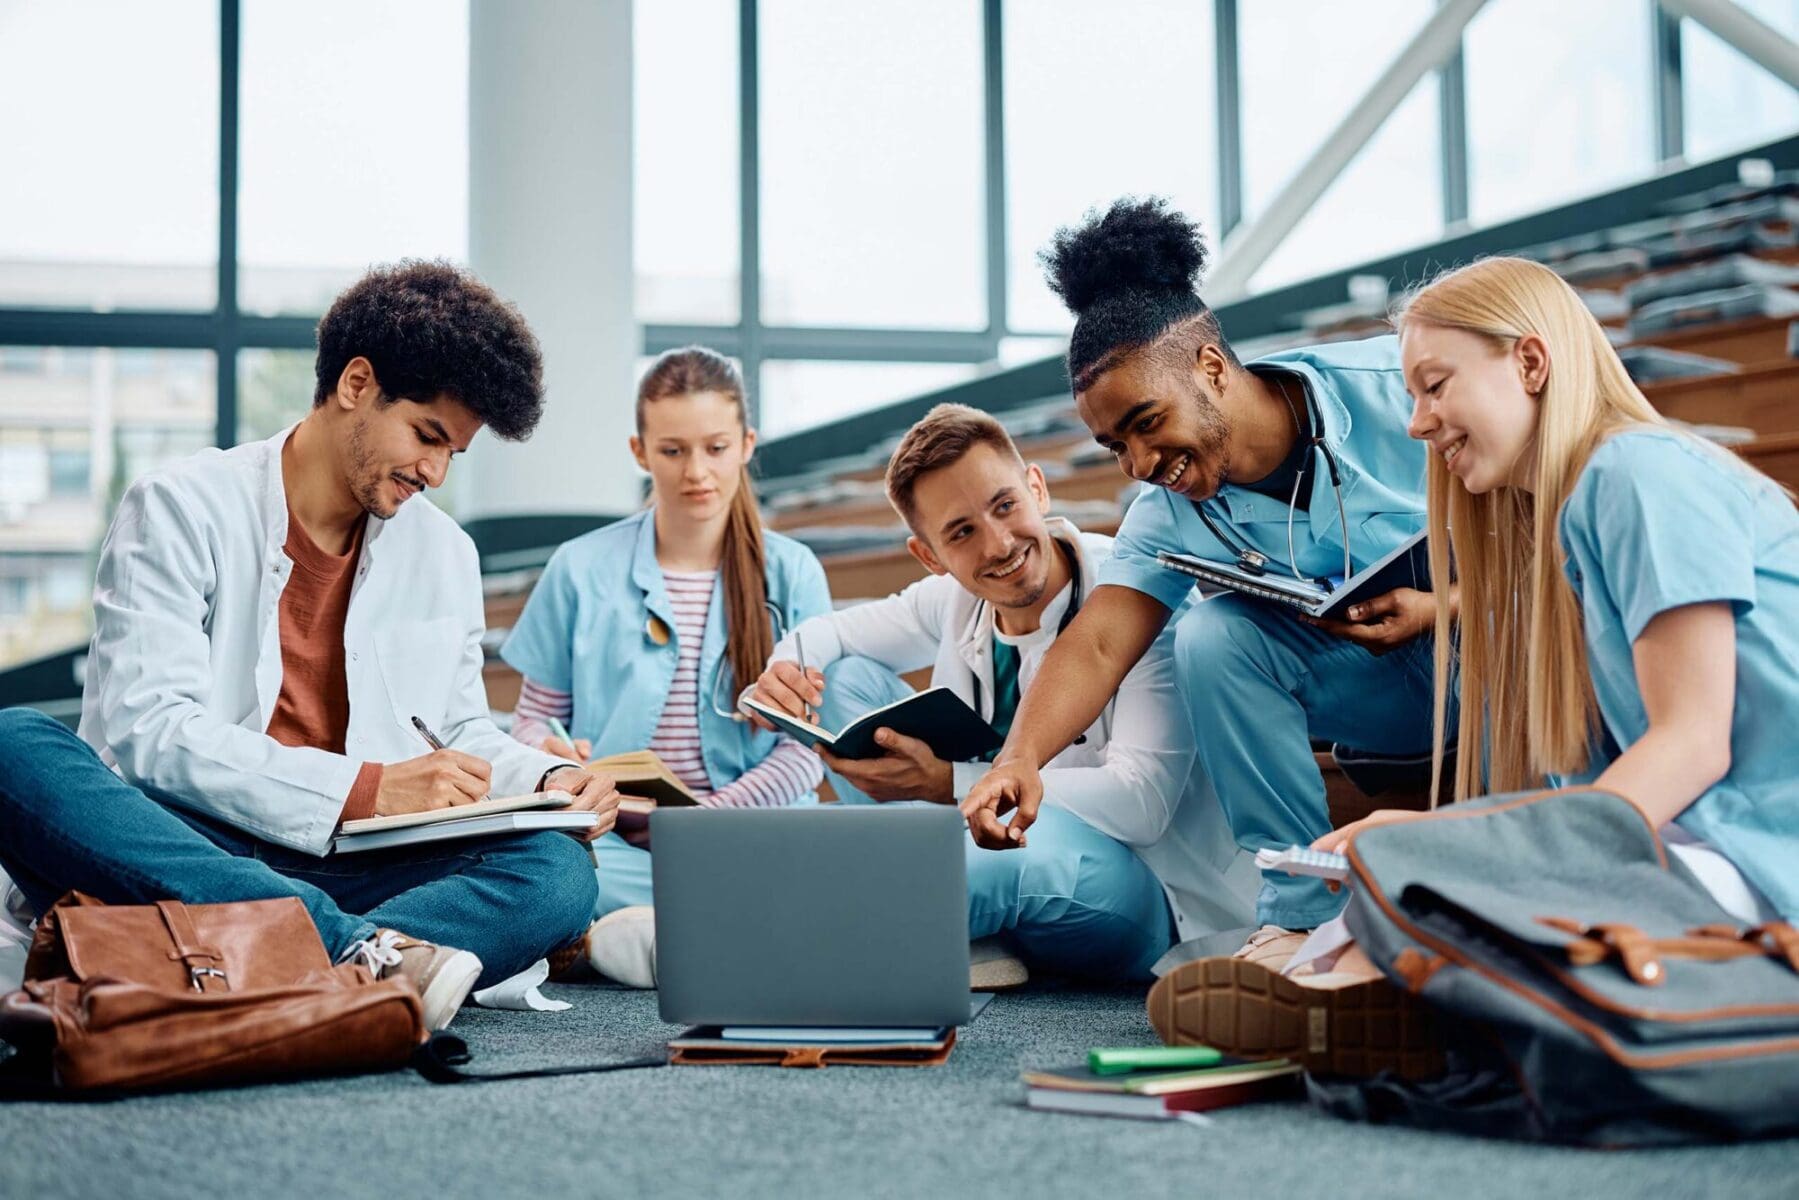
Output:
top-left (964, 198), bottom-right (1448, 968)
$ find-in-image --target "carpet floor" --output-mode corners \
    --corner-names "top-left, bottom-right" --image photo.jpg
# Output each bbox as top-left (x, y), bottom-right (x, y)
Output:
top-left (2, 980), bottom-right (1793, 1199)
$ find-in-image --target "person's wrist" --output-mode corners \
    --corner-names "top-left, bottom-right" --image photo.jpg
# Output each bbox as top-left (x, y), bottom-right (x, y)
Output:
top-left (540, 763), bottom-right (583, 790)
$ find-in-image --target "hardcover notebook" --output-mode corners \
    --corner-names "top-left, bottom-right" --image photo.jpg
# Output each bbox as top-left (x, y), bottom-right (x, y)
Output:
top-left (1156, 529), bottom-right (1429, 620)
top-left (1022, 1059), bottom-right (1302, 1120)
top-left (740, 686), bottom-right (1002, 762)
top-left (332, 790), bottom-right (595, 854)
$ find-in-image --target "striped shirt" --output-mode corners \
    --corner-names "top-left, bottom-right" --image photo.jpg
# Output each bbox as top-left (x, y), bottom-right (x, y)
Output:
top-left (512, 567), bottom-right (821, 808)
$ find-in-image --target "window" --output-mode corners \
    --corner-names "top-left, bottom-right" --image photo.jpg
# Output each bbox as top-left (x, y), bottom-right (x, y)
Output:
top-left (237, 348), bottom-right (317, 444)
top-left (758, 0), bottom-right (986, 329)
top-left (635, 0), bottom-right (741, 324)
top-left (1683, 0), bottom-right (1799, 163)
top-left (0, 0), bottom-right (218, 311)
top-left (1238, 0), bottom-right (1441, 290)
top-left (237, 0), bottom-right (469, 315)
top-left (0, 348), bottom-right (215, 669)
top-left (758, 360), bottom-right (980, 439)
top-left (1004, 0), bottom-right (1218, 332)
top-left (1465, 0), bottom-right (1654, 225)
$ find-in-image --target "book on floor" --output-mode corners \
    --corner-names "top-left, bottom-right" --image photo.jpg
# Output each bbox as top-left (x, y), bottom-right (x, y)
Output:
top-left (1022, 1058), bottom-right (1303, 1121)
top-left (1156, 529), bottom-right (1429, 621)
top-left (331, 790), bottom-right (596, 854)
top-left (739, 686), bottom-right (1002, 762)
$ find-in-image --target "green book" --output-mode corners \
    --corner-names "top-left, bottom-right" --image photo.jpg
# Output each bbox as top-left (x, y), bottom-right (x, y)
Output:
top-left (1088, 1045), bottom-right (1225, 1076)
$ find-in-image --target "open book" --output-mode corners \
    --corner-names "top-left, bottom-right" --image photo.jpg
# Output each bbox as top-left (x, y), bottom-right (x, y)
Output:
top-left (741, 686), bottom-right (1002, 763)
top-left (1156, 529), bottom-right (1429, 620)
top-left (332, 790), bottom-right (595, 854)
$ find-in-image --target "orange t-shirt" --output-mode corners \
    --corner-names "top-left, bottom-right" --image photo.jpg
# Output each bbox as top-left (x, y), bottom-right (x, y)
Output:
top-left (265, 514), bottom-right (382, 823)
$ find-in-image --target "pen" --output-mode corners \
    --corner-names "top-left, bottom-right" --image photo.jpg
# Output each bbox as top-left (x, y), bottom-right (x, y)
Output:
top-left (544, 715), bottom-right (581, 760)
top-left (411, 714), bottom-right (490, 804)
top-left (795, 629), bottom-right (813, 723)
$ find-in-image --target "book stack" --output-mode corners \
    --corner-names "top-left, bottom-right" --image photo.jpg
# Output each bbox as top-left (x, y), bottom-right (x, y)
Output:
top-left (1023, 1047), bottom-right (1302, 1121)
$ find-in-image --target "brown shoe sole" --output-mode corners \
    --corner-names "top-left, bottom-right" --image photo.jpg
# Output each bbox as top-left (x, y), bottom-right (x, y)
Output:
top-left (1146, 957), bottom-right (1446, 1081)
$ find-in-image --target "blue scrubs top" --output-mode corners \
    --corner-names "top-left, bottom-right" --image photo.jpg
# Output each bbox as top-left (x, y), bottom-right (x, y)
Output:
top-left (500, 507), bottom-right (833, 791)
top-left (1557, 428), bottom-right (1799, 920)
top-left (1098, 335), bottom-right (1429, 611)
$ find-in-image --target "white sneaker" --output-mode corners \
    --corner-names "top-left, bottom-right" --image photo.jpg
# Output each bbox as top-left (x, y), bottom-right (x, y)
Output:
top-left (347, 929), bottom-right (483, 1032)
top-left (587, 906), bottom-right (658, 989)
top-left (969, 936), bottom-right (1029, 990)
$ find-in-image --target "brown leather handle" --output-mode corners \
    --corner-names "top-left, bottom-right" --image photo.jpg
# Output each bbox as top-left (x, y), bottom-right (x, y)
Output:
top-left (1540, 917), bottom-right (1799, 986)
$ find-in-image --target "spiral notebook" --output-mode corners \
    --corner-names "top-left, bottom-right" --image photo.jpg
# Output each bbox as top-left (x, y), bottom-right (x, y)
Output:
top-left (1156, 529), bottom-right (1429, 620)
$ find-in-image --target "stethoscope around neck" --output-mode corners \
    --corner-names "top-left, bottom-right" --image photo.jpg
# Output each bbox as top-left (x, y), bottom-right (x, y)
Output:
top-left (971, 535), bottom-right (1085, 724)
top-left (643, 598), bottom-right (790, 723)
top-left (1193, 380), bottom-right (1354, 589)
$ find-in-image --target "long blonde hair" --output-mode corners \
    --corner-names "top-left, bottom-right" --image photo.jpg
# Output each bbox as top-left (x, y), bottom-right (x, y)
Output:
top-left (1396, 257), bottom-right (1669, 804)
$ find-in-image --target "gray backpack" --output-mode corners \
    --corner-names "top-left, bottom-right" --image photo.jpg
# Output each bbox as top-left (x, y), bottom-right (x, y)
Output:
top-left (1312, 787), bottom-right (1799, 1145)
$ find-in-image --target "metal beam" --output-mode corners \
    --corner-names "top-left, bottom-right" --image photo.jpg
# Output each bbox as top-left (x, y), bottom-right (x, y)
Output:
top-left (1438, 5), bottom-right (1469, 226)
top-left (216, 0), bottom-right (241, 446)
top-left (1214, 0), bottom-right (1243, 236)
top-left (1662, 0), bottom-right (1799, 91)
top-left (737, 0), bottom-right (764, 417)
top-left (1652, 1), bottom-right (1686, 162)
top-left (1206, 0), bottom-right (1488, 300)
top-left (982, 0), bottom-right (1007, 341)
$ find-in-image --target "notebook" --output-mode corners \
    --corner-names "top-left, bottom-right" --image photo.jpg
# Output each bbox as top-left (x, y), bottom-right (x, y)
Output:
top-left (331, 790), bottom-right (594, 854)
top-left (1156, 529), bottom-right (1429, 620)
top-left (1022, 1059), bottom-right (1302, 1120)
top-left (740, 687), bottom-right (1002, 762)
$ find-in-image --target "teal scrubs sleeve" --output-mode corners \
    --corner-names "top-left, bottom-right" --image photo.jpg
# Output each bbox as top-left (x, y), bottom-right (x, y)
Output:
top-left (1560, 433), bottom-right (1759, 642)
top-left (499, 545), bottom-right (580, 692)
top-left (1096, 488), bottom-right (1203, 613)
top-left (789, 543), bottom-right (833, 626)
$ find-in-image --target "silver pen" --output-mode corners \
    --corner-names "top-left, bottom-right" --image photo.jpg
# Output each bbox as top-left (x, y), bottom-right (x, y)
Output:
top-left (795, 629), bottom-right (815, 724)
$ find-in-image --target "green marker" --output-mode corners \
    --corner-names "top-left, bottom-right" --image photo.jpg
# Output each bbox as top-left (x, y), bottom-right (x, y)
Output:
top-left (545, 716), bottom-right (578, 755)
top-left (1088, 1045), bottom-right (1224, 1075)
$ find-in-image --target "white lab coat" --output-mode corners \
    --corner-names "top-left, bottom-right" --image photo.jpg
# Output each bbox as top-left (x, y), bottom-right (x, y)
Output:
top-left (73, 425), bottom-right (563, 857)
top-left (770, 518), bottom-right (1258, 943)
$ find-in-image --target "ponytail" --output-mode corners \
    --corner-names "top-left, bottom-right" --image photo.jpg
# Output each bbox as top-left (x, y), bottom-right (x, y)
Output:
top-left (720, 465), bottom-right (773, 698)
top-left (637, 346), bottom-right (774, 697)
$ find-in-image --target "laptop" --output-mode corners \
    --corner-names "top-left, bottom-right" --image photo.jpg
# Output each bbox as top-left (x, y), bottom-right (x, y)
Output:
top-left (651, 805), bottom-right (972, 1029)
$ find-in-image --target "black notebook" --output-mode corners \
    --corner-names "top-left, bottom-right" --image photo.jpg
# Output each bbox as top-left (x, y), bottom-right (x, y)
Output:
top-left (741, 686), bottom-right (1003, 762)
top-left (1156, 529), bottom-right (1430, 620)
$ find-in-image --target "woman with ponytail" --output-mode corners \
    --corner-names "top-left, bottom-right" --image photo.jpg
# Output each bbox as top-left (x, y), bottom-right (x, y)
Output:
top-left (500, 347), bottom-right (831, 986)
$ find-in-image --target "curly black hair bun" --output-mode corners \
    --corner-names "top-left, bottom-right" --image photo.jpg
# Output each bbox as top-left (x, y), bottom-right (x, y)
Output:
top-left (1041, 196), bottom-right (1210, 317)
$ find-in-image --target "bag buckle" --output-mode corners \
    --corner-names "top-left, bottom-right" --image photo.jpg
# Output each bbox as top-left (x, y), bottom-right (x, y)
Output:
top-left (188, 966), bottom-right (228, 992)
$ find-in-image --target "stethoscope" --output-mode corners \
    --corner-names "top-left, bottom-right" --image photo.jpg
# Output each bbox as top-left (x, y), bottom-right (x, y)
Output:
top-left (1192, 377), bottom-right (1354, 590)
top-left (643, 598), bottom-right (790, 722)
top-left (971, 535), bottom-right (1084, 720)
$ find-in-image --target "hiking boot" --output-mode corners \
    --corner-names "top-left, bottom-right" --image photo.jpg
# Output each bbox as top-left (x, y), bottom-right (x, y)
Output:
top-left (1232, 924), bottom-right (1310, 972)
top-left (969, 937), bottom-right (1029, 991)
top-left (1146, 956), bottom-right (1446, 1081)
top-left (348, 929), bottom-right (483, 1032)
top-left (587, 906), bottom-right (657, 989)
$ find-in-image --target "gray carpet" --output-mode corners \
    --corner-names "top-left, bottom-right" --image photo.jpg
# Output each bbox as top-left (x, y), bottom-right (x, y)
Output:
top-left (1, 981), bottom-right (1792, 1200)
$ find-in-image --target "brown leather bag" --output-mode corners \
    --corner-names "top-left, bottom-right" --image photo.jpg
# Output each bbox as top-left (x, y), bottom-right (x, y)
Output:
top-left (0, 893), bottom-right (425, 1094)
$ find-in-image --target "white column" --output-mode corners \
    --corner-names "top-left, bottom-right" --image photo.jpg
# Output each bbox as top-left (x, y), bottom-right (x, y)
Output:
top-left (460, 0), bottom-right (639, 520)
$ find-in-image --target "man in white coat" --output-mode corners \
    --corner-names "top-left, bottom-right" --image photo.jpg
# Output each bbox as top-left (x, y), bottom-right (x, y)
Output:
top-left (749, 404), bottom-right (1255, 983)
top-left (0, 262), bottom-right (619, 1029)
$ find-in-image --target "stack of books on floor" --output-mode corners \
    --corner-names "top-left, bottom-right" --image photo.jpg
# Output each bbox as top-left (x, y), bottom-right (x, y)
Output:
top-left (1023, 1046), bottom-right (1302, 1121)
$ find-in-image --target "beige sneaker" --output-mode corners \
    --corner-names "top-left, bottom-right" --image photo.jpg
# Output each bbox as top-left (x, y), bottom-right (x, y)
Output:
top-left (1232, 924), bottom-right (1311, 972)
top-left (1146, 956), bottom-right (1445, 1080)
top-left (348, 929), bottom-right (483, 1032)
top-left (969, 937), bottom-right (1029, 990)
top-left (587, 906), bottom-right (657, 989)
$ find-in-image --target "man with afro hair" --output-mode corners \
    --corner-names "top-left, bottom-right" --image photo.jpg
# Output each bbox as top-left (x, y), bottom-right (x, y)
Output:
top-left (965, 199), bottom-right (1445, 975)
top-left (0, 261), bottom-right (618, 1031)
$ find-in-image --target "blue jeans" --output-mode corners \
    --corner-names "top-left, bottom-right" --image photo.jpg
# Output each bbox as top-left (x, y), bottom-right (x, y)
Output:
top-left (0, 707), bottom-right (597, 988)
top-left (819, 657), bottom-right (1175, 980)
top-left (1171, 595), bottom-right (1449, 931)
